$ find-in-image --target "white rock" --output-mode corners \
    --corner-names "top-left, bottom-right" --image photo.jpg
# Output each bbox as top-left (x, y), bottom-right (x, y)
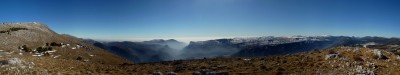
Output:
top-left (396, 55), bottom-right (400, 60)
top-left (32, 54), bottom-right (43, 57)
top-left (46, 50), bottom-right (56, 53)
top-left (7, 58), bottom-right (22, 65)
top-left (243, 58), bottom-right (251, 61)
top-left (53, 55), bottom-right (61, 58)
top-left (325, 54), bottom-right (339, 60)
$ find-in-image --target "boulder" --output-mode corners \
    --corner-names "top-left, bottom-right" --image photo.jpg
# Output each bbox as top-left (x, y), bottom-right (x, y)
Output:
top-left (373, 49), bottom-right (389, 60)
top-left (8, 58), bottom-right (22, 65)
top-left (325, 54), bottom-right (339, 60)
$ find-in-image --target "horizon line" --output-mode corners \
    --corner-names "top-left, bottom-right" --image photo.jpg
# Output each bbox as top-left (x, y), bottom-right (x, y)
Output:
top-left (82, 35), bottom-right (400, 43)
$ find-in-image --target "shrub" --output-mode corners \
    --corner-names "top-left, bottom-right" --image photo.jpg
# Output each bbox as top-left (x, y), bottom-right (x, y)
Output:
top-left (0, 28), bottom-right (27, 34)
top-left (391, 50), bottom-right (400, 56)
top-left (260, 65), bottom-right (267, 69)
top-left (354, 56), bottom-right (364, 61)
top-left (36, 47), bottom-right (44, 53)
top-left (9, 27), bottom-right (27, 31)
top-left (76, 56), bottom-right (83, 60)
top-left (36, 47), bottom-right (53, 53)
top-left (21, 45), bottom-right (32, 52)
top-left (0, 31), bottom-right (7, 33)
top-left (50, 42), bottom-right (61, 46)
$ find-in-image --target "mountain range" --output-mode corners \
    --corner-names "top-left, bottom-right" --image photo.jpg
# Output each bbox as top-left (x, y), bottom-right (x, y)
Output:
top-left (86, 35), bottom-right (400, 63)
top-left (2, 22), bottom-right (400, 74)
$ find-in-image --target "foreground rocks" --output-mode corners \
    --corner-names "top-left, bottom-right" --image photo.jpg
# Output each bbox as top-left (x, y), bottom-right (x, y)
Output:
top-left (0, 58), bottom-right (36, 74)
top-left (3, 45), bottom-right (400, 74)
top-left (119, 46), bottom-right (400, 75)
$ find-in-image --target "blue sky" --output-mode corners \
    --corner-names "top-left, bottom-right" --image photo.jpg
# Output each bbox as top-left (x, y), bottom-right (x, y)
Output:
top-left (0, 0), bottom-right (399, 41)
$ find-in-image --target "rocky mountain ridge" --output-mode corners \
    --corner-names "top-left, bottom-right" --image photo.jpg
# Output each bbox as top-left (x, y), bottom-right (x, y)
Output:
top-left (0, 22), bottom-right (131, 74)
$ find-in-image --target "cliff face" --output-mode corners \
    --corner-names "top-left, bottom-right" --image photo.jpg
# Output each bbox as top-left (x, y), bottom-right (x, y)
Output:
top-left (0, 22), bottom-right (131, 74)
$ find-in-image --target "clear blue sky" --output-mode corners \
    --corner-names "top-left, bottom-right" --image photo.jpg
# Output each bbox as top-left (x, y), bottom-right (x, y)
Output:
top-left (0, 0), bottom-right (399, 41)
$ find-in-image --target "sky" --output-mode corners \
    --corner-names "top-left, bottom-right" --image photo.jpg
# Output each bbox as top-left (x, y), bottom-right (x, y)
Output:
top-left (0, 0), bottom-right (399, 42)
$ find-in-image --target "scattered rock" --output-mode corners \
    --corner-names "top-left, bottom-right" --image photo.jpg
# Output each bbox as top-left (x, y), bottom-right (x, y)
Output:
top-left (166, 72), bottom-right (178, 75)
top-left (153, 71), bottom-right (163, 75)
top-left (194, 69), bottom-right (229, 75)
top-left (7, 58), bottom-right (22, 65)
top-left (53, 55), bottom-right (61, 58)
top-left (373, 49), bottom-right (389, 60)
top-left (243, 58), bottom-right (251, 61)
top-left (72, 47), bottom-right (77, 49)
top-left (192, 71), bottom-right (201, 75)
top-left (325, 53), bottom-right (339, 60)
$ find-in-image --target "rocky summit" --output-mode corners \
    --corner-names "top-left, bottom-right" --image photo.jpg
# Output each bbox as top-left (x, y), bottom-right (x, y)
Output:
top-left (0, 22), bottom-right (130, 74)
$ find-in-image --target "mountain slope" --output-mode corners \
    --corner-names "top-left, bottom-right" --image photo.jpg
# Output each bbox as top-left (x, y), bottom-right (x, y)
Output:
top-left (0, 22), bottom-right (131, 74)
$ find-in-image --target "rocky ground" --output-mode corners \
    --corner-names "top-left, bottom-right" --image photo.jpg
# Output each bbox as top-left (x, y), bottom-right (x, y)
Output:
top-left (113, 46), bottom-right (400, 75)
top-left (3, 45), bottom-right (400, 75)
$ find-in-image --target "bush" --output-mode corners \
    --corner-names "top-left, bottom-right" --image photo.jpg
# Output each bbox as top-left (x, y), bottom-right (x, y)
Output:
top-left (0, 31), bottom-right (7, 33)
top-left (391, 50), bottom-right (400, 56)
top-left (260, 65), bottom-right (267, 69)
top-left (354, 56), bottom-right (364, 61)
top-left (21, 45), bottom-right (32, 52)
top-left (50, 42), bottom-right (61, 46)
top-left (76, 56), bottom-right (83, 60)
top-left (0, 28), bottom-right (27, 34)
top-left (9, 27), bottom-right (27, 31)
top-left (36, 47), bottom-right (53, 53)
